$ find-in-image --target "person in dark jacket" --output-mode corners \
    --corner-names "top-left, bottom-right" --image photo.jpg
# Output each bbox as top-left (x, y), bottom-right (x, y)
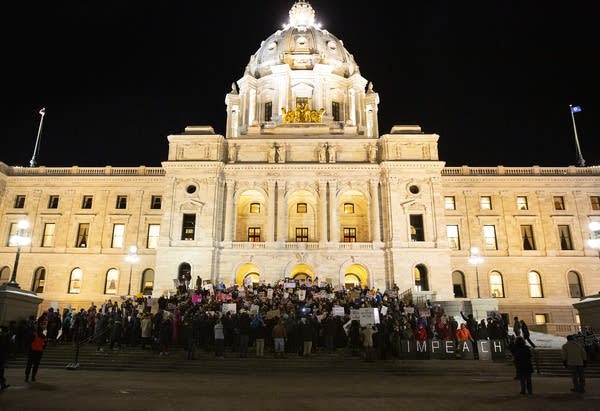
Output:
top-left (520, 320), bottom-right (536, 348)
top-left (511, 336), bottom-right (533, 395)
top-left (0, 325), bottom-right (10, 390)
top-left (25, 327), bottom-right (48, 383)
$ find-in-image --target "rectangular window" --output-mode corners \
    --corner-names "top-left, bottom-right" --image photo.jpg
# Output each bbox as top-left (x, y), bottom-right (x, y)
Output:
top-left (48, 195), bottom-right (60, 209)
top-left (553, 196), bottom-right (565, 210)
top-left (297, 203), bottom-right (307, 213)
top-left (296, 227), bottom-right (309, 242)
top-left (82, 195), bottom-right (93, 209)
top-left (344, 203), bottom-right (354, 214)
top-left (116, 195), bottom-right (128, 209)
top-left (250, 203), bottom-right (261, 213)
top-left (516, 196), bottom-right (528, 210)
top-left (480, 196), bottom-right (492, 210)
top-left (534, 314), bottom-right (548, 325)
top-left (14, 195), bottom-right (25, 209)
top-left (409, 214), bottom-right (425, 241)
top-left (111, 223), bottom-right (125, 248)
top-left (248, 227), bottom-right (261, 242)
top-left (591, 196), bottom-right (600, 210)
top-left (147, 224), bottom-right (160, 249)
top-left (76, 223), bottom-right (89, 248)
top-left (296, 97), bottom-right (309, 106)
top-left (521, 225), bottom-right (536, 250)
top-left (42, 223), bottom-right (56, 247)
top-left (181, 214), bottom-right (196, 240)
top-left (343, 227), bottom-right (356, 243)
top-left (446, 225), bottom-right (460, 250)
top-left (332, 101), bottom-right (341, 121)
top-left (558, 225), bottom-right (573, 250)
top-left (483, 225), bottom-right (498, 250)
top-left (264, 102), bottom-right (272, 122)
top-left (150, 195), bottom-right (162, 210)
top-left (444, 196), bottom-right (456, 210)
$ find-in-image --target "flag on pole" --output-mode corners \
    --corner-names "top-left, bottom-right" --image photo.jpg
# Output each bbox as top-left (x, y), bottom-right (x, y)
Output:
top-left (571, 105), bottom-right (582, 113)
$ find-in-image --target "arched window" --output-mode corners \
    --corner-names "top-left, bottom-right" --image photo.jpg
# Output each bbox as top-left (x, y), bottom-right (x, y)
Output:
top-left (567, 271), bottom-right (583, 298)
top-left (104, 268), bottom-right (119, 295)
top-left (489, 271), bottom-right (505, 298)
top-left (528, 271), bottom-right (543, 298)
top-left (244, 272), bottom-right (260, 287)
top-left (69, 268), bottom-right (83, 294)
top-left (0, 266), bottom-right (11, 283)
top-left (31, 267), bottom-right (46, 293)
top-left (414, 264), bottom-right (429, 291)
top-left (452, 270), bottom-right (466, 298)
top-left (141, 269), bottom-right (155, 295)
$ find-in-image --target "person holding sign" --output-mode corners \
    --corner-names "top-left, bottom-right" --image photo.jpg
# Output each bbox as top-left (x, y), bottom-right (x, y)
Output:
top-left (272, 318), bottom-right (287, 358)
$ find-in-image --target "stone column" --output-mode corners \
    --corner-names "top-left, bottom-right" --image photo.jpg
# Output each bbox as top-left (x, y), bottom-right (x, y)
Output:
top-left (370, 179), bottom-right (381, 242)
top-left (319, 179), bottom-right (328, 242)
top-left (276, 180), bottom-right (287, 242)
top-left (329, 180), bottom-right (338, 242)
top-left (223, 179), bottom-right (236, 242)
top-left (267, 180), bottom-right (276, 242)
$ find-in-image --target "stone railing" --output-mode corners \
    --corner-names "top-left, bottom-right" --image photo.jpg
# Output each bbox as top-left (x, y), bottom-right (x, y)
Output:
top-left (3, 164), bottom-right (165, 176)
top-left (442, 165), bottom-right (600, 177)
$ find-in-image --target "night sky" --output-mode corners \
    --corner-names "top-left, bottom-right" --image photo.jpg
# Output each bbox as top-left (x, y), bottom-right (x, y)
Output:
top-left (1, 1), bottom-right (597, 168)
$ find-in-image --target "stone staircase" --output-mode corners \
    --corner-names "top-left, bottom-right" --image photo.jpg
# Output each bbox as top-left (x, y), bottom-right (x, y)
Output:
top-left (534, 348), bottom-right (600, 377)
top-left (6, 342), bottom-right (518, 376)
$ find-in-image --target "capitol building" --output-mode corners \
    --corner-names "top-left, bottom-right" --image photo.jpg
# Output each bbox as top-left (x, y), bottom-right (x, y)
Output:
top-left (1, 1), bottom-right (599, 334)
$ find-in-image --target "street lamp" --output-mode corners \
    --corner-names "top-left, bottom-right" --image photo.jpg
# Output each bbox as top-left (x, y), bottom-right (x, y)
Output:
top-left (125, 245), bottom-right (139, 296)
top-left (588, 221), bottom-right (600, 259)
top-left (468, 246), bottom-right (484, 298)
top-left (7, 219), bottom-right (31, 288)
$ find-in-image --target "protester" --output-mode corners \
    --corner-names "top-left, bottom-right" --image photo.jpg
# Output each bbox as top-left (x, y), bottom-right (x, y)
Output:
top-left (0, 325), bottom-right (10, 390)
top-left (520, 320), bottom-right (536, 348)
top-left (561, 334), bottom-right (587, 393)
top-left (511, 336), bottom-right (533, 395)
top-left (25, 326), bottom-right (48, 383)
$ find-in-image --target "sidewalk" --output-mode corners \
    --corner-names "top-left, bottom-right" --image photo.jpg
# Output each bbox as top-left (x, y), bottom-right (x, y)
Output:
top-left (1, 364), bottom-right (598, 411)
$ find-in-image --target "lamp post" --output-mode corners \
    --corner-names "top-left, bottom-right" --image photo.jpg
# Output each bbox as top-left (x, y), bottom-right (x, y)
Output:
top-left (125, 245), bottom-right (139, 297)
top-left (468, 246), bottom-right (484, 299)
top-left (588, 221), bottom-right (600, 259)
top-left (7, 219), bottom-right (31, 288)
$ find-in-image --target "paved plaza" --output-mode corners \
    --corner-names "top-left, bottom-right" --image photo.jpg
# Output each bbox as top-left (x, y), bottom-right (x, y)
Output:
top-left (1, 363), bottom-right (598, 411)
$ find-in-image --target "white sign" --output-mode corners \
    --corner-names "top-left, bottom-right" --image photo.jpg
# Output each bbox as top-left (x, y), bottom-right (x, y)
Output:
top-left (250, 304), bottom-right (260, 314)
top-left (297, 289), bottom-right (306, 301)
top-left (359, 307), bottom-right (380, 326)
top-left (284, 282), bottom-right (296, 289)
top-left (405, 306), bottom-right (415, 314)
top-left (267, 288), bottom-right (274, 299)
top-left (380, 306), bottom-right (388, 316)
top-left (332, 306), bottom-right (345, 317)
top-left (350, 309), bottom-right (360, 321)
top-left (222, 303), bottom-right (237, 314)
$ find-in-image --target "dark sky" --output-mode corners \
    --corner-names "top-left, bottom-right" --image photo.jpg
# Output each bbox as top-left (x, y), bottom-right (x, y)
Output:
top-left (1, 1), bottom-right (597, 168)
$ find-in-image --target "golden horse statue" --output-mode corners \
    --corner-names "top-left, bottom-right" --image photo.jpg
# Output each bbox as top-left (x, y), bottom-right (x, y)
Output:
top-left (281, 104), bottom-right (325, 123)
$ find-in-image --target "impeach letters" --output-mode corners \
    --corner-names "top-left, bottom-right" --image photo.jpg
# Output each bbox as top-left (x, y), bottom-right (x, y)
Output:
top-left (400, 339), bottom-right (505, 360)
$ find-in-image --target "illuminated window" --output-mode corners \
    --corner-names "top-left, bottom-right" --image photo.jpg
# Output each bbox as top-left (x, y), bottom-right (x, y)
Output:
top-left (104, 268), bottom-right (119, 295)
top-left (521, 225), bottom-right (536, 250)
top-left (147, 224), bottom-right (160, 249)
top-left (248, 227), bottom-right (261, 242)
top-left (69, 268), bottom-right (83, 294)
top-left (410, 215), bottom-right (424, 241)
top-left (414, 264), bottom-right (429, 291)
top-left (568, 271), bottom-right (583, 298)
top-left (42, 223), bottom-right (56, 247)
top-left (76, 223), bottom-right (89, 248)
top-left (516, 196), bottom-right (528, 210)
top-left (447, 225), bottom-right (460, 250)
top-left (528, 271), bottom-right (543, 298)
top-left (297, 203), bottom-right (307, 213)
top-left (141, 269), bottom-right (155, 295)
top-left (296, 227), bottom-right (308, 242)
top-left (250, 203), bottom-right (261, 213)
top-left (182, 214), bottom-right (195, 240)
top-left (48, 195), bottom-right (59, 209)
top-left (534, 314), bottom-right (548, 325)
top-left (480, 196), bottom-right (492, 210)
top-left (553, 196), bottom-right (565, 210)
top-left (452, 270), bottom-right (466, 298)
top-left (31, 267), bottom-right (46, 293)
top-left (591, 196), bottom-right (600, 210)
top-left (111, 224), bottom-right (125, 248)
top-left (444, 196), bottom-right (456, 210)
top-left (558, 225), bottom-right (573, 250)
top-left (483, 225), bottom-right (497, 250)
top-left (344, 203), bottom-right (354, 214)
top-left (489, 271), bottom-right (505, 298)
top-left (343, 227), bottom-right (356, 242)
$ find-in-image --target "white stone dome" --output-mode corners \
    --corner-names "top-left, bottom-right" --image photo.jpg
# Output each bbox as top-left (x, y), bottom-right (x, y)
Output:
top-left (245, 0), bottom-right (359, 78)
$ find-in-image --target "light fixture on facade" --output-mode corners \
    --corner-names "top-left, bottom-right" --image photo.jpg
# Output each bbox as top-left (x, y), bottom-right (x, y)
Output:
top-left (468, 246), bottom-right (484, 299)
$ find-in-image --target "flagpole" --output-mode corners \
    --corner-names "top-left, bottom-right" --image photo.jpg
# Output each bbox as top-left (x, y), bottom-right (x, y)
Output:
top-left (569, 104), bottom-right (585, 167)
top-left (29, 107), bottom-right (46, 168)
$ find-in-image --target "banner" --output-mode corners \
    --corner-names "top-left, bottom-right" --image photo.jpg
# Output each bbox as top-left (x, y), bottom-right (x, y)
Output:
top-left (399, 339), bottom-right (505, 360)
top-left (332, 306), bottom-right (345, 317)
